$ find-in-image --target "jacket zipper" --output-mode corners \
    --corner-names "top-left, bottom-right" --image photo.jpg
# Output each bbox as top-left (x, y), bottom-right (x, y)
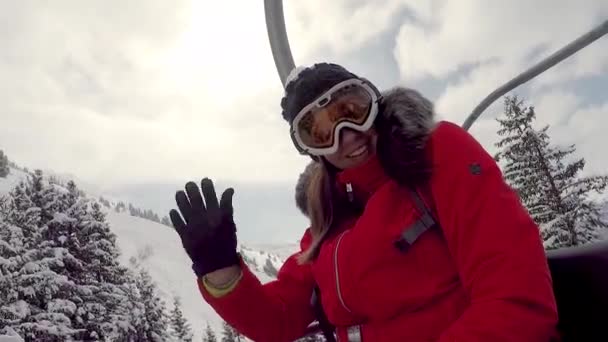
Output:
top-left (334, 230), bottom-right (353, 314)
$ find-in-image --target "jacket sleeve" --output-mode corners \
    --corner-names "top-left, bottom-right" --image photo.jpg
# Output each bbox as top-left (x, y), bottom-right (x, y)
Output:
top-left (430, 122), bottom-right (559, 342)
top-left (198, 231), bottom-right (317, 342)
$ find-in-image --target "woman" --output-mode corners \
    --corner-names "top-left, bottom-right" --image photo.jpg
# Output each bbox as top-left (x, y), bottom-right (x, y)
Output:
top-left (169, 63), bottom-right (559, 341)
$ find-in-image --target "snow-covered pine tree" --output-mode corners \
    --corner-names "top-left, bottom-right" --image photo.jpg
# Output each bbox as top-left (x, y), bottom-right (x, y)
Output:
top-left (98, 197), bottom-right (111, 209)
top-left (115, 202), bottom-right (126, 213)
top-left (221, 321), bottom-right (243, 342)
top-left (202, 323), bottom-right (218, 342)
top-left (67, 198), bottom-right (136, 340)
top-left (0, 179), bottom-right (82, 340)
top-left (169, 296), bottom-right (193, 342)
top-left (161, 216), bottom-right (172, 227)
top-left (0, 198), bottom-right (26, 334)
top-left (135, 266), bottom-right (170, 341)
top-left (120, 263), bottom-right (148, 342)
top-left (263, 258), bottom-right (278, 277)
top-left (495, 95), bottom-right (608, 249)
top-left (64, 180), bottom-right (80, 210)
top-left (1, 174), bottom-right (147, 341)
top-left (1, 182), bottom-right (41, 245)
top-left (0, 149), bottom-right (9, 178)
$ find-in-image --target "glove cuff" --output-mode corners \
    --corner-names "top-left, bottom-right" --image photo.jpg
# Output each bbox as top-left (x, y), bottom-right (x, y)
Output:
top-left (191, 252), bottom-right (240, 278)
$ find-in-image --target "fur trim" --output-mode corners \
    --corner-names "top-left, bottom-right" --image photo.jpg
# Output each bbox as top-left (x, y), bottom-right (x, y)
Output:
top-left (375, 86), bottom-right (436, 187)
top-left (295, 161), bottom-right (321, 217)
top-left (377, 86), bottom-right (435, 145)
top-left (294, 87), bottom-right (436, 215)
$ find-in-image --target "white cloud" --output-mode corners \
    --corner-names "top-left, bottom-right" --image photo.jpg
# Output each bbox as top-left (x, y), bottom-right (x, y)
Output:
top-left (0, 0), bottom-right (605, 195)
top-left (283, 0), bottom-right (410, 60)
top-left (394, 0), bottom-right (608, 82)
top-left (392, 0), bottom-right (608, 158)
top-left (0, 0), bottom-right (316, 189)
top-left (434, 59), bottom-right (523, 124)
top-left (558, 101), bottom-right (608, 177)
top-left (532, 90), bottom-right (583, 127)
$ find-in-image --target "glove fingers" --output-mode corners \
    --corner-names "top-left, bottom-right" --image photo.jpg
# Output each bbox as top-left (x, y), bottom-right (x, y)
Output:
top-left (169, 209), bottom-right (187, 236)
top-left (220, 187), bottom-right (235, 217)
top-left (175, 190), bottom-right (193, 223)
top-left (185, 181), bottom-right (205, 215)
top-left (201, 178), bottom-right (220, 214)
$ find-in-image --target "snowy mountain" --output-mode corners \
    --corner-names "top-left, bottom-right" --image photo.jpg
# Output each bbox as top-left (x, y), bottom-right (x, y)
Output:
top-left (105, 210), bottom-right (291, 339)
top-left (2, 162), bottom-right (606, 341)
top-left (0, 166), bottom-right (298, 341)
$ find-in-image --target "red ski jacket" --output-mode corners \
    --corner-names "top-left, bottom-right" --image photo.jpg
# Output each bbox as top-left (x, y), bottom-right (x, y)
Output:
top-left (198, 88), bottom-right (559, 342)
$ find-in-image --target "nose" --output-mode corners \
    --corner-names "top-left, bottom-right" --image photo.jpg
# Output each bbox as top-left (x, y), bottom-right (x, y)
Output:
top-left (338, 128), bottom-right (360, 149)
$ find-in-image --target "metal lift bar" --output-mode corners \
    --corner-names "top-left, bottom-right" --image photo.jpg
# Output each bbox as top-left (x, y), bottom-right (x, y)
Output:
top-left (263, 0), bottom-right (607, 130)
top-left (264, 0), bottom-right (295, 87)
top-left (462, 19), bottom-right (608, 130)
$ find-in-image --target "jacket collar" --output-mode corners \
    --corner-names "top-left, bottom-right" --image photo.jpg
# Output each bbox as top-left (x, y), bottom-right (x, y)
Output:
top-left (335, 154), bottom-right (389, 203)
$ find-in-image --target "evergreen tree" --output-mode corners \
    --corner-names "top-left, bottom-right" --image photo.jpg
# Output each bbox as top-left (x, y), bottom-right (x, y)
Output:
top-left (68, 199), bottom-right (135, 340)
top-left (135, 267), bottom-right (170, 341)
top-left (121, 266), bottom-right (148, 342)
top-left (64, 180), bottom-right (80, 210)
top-left (115, 202), bottom-right (126, 213)
top-left (48, 175), bottom-right (64, 187)
top-left (495, 95), bottom-right (608, 249)
top-left (0, 149), bottom-right (9, 178)
top-left (98, 197), bottom-right (111, 209)
top-left (221, 321), bottom-right (243, 342)
top-left (0, 179), bottom-right (81, 340)
top-left (161, 216), bottom-right (172, 227)
top-left (202, 323), bottom-right (218, 342)
top-left (0, 201), bottom-right (26, 334)
top-left (170, 296), bottom-right (193, 342)
top-left (0, 174), bottom-right (143, 341)
top-left (263, 258), bottom-right (278, 277)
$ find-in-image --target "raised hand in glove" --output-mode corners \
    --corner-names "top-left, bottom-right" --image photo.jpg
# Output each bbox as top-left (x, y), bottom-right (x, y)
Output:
top-left (170, 178), bottom-right (239, 278)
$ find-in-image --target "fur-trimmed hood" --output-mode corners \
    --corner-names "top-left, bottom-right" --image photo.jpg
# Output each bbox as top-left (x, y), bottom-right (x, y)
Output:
top-left (294, 86), bottom-right (436, 216)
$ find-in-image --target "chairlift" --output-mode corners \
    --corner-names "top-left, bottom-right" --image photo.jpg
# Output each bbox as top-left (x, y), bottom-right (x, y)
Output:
top-left (263, 1), bottom-right (608, 340)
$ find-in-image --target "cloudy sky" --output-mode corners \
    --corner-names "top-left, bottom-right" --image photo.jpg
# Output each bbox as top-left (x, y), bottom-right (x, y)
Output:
top-left (1, 1), bottom-right (607, 244)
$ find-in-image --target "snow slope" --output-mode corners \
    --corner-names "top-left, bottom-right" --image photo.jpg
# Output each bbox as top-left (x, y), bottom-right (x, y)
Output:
top-left (106, 210), bottom-right (291, 339)
top-left (0, 167), bottom-right (296, 341)
top-left (0, 168), bottom-right (28, 196)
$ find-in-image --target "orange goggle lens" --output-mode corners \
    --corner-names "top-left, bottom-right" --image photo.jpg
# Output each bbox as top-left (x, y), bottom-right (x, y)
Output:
top-left (295, 85), bottom-right (372, 149)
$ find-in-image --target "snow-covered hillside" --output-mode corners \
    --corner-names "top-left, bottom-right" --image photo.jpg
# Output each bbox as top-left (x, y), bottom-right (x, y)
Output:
top-left (0, 168), bottom-right (28, 196)
top-left (106, 210), bottom-right (291, 339)
top-left (0, 166), bottom-right (297, 341)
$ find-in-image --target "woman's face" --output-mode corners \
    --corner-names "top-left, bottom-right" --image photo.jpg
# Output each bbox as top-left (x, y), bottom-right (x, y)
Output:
top-left (324, 127), bottom-right (378, 170)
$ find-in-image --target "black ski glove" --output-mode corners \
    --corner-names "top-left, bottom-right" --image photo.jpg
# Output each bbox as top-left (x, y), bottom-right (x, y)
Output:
top-left (169, 178), bottom-right (239, 278)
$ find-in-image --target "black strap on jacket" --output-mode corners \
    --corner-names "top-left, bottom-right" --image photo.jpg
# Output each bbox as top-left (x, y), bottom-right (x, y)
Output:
top-left (394, 187), bottom-right (440, 251)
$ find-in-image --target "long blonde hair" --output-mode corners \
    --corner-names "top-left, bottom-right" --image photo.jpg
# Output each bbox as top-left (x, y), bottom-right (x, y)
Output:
top-left (297, 161), bottom-right (353, 263)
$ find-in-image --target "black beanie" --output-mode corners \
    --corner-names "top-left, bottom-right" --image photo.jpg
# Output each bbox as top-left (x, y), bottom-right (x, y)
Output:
top-left (280, 63), bottom-right (359, 124)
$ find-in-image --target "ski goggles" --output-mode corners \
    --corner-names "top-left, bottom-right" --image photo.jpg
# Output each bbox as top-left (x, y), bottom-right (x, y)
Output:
top-left (290, 78), bottom-right (381, 156)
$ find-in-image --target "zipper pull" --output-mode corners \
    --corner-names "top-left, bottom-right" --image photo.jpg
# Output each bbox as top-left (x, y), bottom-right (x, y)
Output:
top-left (346, 183), bottom-right (354, 202)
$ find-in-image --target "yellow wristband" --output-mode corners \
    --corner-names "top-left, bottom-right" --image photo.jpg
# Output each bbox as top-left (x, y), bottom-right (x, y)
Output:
top-left (202, 270), bottom-right (243, 298)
